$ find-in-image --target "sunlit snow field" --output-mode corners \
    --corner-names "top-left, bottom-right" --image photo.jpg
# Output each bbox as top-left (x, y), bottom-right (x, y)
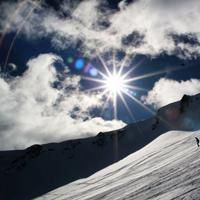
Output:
top-left (36, 130), bottom-right (200, 200)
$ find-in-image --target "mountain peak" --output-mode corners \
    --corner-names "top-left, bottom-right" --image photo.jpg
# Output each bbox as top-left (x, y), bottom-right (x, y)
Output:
top-left (0, 93), bottom-right (200, 200)
top-left (157, 93), bottom-right (200, 131)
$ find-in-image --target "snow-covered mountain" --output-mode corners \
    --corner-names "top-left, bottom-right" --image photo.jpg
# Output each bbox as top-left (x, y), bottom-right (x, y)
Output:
top-left (36, 130), bottom-right (200, 200)
top-left (0, 93), bottom-right (200, 200)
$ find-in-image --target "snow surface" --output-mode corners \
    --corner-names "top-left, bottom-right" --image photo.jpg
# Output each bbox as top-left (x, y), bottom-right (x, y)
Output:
top-left (36, 130), bottom-right (200, 200)
top-left (0, 93), bottom-right (199, 200)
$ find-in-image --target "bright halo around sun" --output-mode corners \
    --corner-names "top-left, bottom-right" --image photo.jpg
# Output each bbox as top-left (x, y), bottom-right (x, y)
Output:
top-left (104, 73), bottom-right (126, 95)
top-left (82, 53), bottom-right (141, 120)
top-left (83, 52), bottom-right (183, 120)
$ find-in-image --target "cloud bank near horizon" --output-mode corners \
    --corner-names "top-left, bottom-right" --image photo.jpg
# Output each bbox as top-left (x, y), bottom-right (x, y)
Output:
top-left (143, 78), bottom-right (200, 108)
top-left (1, 0), bottom-right (200, 150)
top-left (0, 54), bottom-right (125, 150)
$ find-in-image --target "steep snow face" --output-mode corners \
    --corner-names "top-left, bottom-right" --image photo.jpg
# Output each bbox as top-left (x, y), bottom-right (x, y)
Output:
top-left (0, 93), bottom-right (199, 200)
top-left (0, 116), bottom-right (164, 200)
top-left (36, 130), bottom-right (200, 200)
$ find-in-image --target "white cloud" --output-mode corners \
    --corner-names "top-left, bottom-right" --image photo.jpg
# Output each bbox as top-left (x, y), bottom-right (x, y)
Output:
top-left (0, 54), bottom-right (125, 150)
top-left (2, 0), bottom-right (200, 58)
top-left (72, 0), bottom-right (99, 28)
top-left (109, 0), bottom-right (200, 57)
top-left (143, 78), bottom-right (200, 108)
top-left (7, 63), bottom-right (17, 71)
top-left (118, 0), bottom-right (128, 10)
top-left (41, 0), bottom-right (200, 57)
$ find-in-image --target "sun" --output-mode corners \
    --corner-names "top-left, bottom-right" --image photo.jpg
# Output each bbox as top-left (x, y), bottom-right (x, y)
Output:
top-left (82, 52), bottom-right (185, 163)
top-left (83, 52), bottom-right (183, 120)
top-left (104, 73), bottom-right (126, 95)
top-left (101, 70), bottom-right (130, 120)
top-left (82, 53), bottom-right (139, 119)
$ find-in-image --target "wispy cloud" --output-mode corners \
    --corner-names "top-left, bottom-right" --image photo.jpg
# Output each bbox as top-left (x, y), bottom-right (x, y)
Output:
top-left (0, 54), bottom-right (124, 150)
top-left (2, 0), bottom-right (200, 58)
top-left (142, 78), bottom-right (200, 108)
top-left (1, 0), bottom-right (200, 149)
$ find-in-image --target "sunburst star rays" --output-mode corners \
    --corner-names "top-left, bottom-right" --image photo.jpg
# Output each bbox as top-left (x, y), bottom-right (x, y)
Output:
top-left (82, 53), bottom-right (186, 163)
top-left (82, 53), bottom-right (186, 120)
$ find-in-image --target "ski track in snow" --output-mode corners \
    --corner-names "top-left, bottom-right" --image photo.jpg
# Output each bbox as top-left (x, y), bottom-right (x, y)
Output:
top-left (36, 130), bottom-right (200, 200)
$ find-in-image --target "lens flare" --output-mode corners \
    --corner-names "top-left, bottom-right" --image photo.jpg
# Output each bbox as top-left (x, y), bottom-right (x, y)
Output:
top-left (89, 67), bottom-right (98, 76)
top-left (67, 57), bottom-right (74, 64)
top-left (75, 58), bottom-right (85, 70)
top-left (83, 52), bottom-right (186, 120)
top-left (83, 52), bottom-right (142, 119)
top-left (82, 52), bottom-right (187, 163)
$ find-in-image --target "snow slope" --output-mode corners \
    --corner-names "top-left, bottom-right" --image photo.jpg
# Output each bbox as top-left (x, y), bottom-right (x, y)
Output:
top-left (36, 130), bottom-right (200, 200)
top-left (0, 93), bottom-right (199, 199)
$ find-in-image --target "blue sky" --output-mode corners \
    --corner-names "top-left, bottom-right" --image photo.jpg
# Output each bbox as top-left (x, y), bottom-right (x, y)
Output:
top-left (0, 0), bottom-right (200, 149)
